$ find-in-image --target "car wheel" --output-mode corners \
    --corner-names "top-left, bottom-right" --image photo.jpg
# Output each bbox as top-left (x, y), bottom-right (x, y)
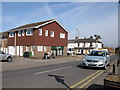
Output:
top-left (103, 65), bottom-right (107, 70)
top-left (7, 57), bottom-right (12, 62)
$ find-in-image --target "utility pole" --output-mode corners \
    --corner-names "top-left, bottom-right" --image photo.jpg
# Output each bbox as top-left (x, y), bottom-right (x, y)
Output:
top-left (76, 29), bottom-right (79, 39)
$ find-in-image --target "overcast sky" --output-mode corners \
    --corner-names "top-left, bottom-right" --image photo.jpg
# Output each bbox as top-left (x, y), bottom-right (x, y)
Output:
top-left (2, 2), bottom-right (118, 48)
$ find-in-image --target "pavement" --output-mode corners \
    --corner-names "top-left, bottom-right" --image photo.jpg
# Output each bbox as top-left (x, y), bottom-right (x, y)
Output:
top-left (2, 55), bottom-right (84, 72)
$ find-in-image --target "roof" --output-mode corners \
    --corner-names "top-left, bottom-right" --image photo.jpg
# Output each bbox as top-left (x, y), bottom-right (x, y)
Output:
top-left (68, 39), bottom-right (102, 43)
top-left (0, 32), bottom-right (8, 37)
top-left (5, 19), bottom-right (69, 33)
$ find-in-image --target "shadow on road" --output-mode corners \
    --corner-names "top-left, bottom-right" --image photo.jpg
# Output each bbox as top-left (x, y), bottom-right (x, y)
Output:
top-left (76, 64), bottom-right (103, 70)
top-left (86, 84), bottom-right (104, 90)
top-left (0, 60), bottom-right (7, 62)
top-left (48, 74), bottom-right (72, 90)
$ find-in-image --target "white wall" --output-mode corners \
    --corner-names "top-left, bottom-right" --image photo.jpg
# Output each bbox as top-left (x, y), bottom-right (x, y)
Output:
top-left (8, 46), bottom-right (15, 55)
top-left (96, 43), bottom-right (102, 49)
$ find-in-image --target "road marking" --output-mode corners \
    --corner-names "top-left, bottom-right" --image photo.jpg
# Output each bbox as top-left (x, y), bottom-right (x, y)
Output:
top-left (70, 70), bottom-right (101, 88)
top-left (34, 66), bottom-right (72, 75)
top-left (78, 70), bottom-right (104, 88)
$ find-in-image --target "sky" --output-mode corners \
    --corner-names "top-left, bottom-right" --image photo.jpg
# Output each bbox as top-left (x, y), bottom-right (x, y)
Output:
top-left (2, 1), bottom-right (118, 48)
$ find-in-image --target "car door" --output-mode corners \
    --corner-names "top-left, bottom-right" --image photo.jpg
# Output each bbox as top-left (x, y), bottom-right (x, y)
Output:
top-left (0, 51), bottom-right (6, 60)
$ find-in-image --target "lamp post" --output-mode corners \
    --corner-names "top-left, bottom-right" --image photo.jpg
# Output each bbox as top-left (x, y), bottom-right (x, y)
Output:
top-left (76, 29), bottom-right (79, 39)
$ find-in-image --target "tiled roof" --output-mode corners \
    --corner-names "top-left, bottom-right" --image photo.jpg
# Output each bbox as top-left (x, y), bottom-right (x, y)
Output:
top-left (6, 19), bottom-right (55, 32)
top-left (68, 39), bottom-right (102, 43)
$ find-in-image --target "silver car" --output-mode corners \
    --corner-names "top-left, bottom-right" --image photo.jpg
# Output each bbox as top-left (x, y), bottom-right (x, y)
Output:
top-left (0, 51), bottom-right (13, 62)
top-left (82, 50), bottom-right (111, 69)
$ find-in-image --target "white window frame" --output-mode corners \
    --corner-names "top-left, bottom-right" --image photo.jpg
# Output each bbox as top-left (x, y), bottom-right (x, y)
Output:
top-left (26, 29), bottom-right (33, 36)
top-left (9, 32), bottom-right (14, 37)
top-left (51, 31), bottom-right (54, 37)
top-left (44, 46), bottom-right (47, 51)
top-left (39, 29), bottom-right (42, 36)
top-left (22, 30), bottom-right (25, 36)
top-left (38, 46), bottom-right (43, 51)
top-left (18, 31), bottom-right (21, 37)
top-left (60, 33), bottom-right (65, 39)
top-left (45, 30), bottom-right (48, 36)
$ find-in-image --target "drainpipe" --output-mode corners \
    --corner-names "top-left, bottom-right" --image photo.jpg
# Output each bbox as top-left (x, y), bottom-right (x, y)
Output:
top-left (14, 32), bottom-right (17, 56)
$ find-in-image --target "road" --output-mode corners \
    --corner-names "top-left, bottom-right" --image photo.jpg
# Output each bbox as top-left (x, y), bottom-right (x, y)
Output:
top-left (2, 55), bottom-right (118, 89)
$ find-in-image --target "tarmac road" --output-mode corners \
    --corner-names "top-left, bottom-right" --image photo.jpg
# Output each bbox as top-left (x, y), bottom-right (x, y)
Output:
top-left (2, 55), bottom-right (118, 89)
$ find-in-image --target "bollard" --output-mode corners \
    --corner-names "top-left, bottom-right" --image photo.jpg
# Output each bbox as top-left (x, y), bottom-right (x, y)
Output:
top-left (113, 64), bottom-right (115, 74)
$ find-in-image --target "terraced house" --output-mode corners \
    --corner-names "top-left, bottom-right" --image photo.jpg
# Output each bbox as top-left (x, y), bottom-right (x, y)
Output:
top-left (68, 37), bottom-right (103, 55)
top-left (1, 19), bottom-right (68, 58)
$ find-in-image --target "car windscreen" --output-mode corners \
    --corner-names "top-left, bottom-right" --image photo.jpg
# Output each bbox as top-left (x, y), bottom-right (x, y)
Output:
top-left (88, 51), bottom-right (105, 56)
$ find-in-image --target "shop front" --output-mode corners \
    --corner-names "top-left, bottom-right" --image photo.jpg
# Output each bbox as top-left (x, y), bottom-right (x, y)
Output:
top-left (51, 46), bottom-right (64, 56)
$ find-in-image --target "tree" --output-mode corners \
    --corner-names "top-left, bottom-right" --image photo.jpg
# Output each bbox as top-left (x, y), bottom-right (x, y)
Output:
top-left (94, 34), bottom-right (101, 42)
top-left (90, 36), bottom-right (93, 39)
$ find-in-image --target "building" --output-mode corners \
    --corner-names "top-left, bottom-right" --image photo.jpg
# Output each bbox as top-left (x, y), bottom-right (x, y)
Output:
top-left (68, 37), bottom-right (103, 55)
top-left (0, 32), bottom-right (8, 53)
top-left (1, 19), bottom-right (68, 58)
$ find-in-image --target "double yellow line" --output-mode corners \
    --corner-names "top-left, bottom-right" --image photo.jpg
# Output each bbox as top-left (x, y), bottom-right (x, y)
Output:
top-left (70, 70), bottom-right (104, 89)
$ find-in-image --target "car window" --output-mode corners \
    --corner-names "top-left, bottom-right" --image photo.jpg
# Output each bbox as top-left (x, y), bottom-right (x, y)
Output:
top-left (88, 51), bottom-right (105, 56)
top-left (0, 51), bottom-right (3, 54)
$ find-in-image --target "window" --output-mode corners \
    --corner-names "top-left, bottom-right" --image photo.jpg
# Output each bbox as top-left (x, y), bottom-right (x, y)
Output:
top-left (22, 30), bottom-right (25, 36)
top-left (44, 46), bottom-right (47, 51)
top-left (18, 31), bottom-right (21, 37)
top-left (26, 29), bottom-right (33, 36)
top-left (60, 33), bottom-right (65, 38)
top-left (39, 29), bottom-right (42, 36)
top-left (45, 30), bottom-right (48, 36)
top-left (38, 46), bottom-right (43, 51)
top-left (51, 31), bottom-right (54, 37)
top-left (9, 32), bottom-right (14, 37)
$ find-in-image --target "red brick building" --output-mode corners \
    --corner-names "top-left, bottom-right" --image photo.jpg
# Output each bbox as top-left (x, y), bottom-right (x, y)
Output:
top-left (4, 19), bottom-right (68, 58)
top-left (0, 32), bottom-right (8, 53)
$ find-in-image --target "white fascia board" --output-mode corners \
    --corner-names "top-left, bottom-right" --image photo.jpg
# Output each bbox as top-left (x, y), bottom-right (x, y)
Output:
top-left (8, 27), bottom-right (35, 32)
top-left (35, 19), bottom-right (69, 33)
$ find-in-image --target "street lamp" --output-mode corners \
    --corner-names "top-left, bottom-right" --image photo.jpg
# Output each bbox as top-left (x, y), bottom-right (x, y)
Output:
top-left (76, 29), bottom-right (79, 39)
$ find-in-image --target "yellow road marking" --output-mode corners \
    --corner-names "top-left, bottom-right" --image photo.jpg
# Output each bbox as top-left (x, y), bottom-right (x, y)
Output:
top-left (78, 70), bottom-right (104, 88)
top-left (70, 70), bottom-right (101, 88)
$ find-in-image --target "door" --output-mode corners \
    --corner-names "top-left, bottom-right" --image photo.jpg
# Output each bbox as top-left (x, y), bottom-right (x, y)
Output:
top-left (20, 46), bottom-right (23, 56)
top-left (81, 50), bottom-right (83, 55)
top-left (8, 46), bottom-right (15, 55)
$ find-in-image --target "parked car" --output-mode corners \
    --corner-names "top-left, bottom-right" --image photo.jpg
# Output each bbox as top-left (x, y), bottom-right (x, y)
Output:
top-left (82, 50), bottom-right (111, 69)
top-left (0, 51), bottom-right (13, 62)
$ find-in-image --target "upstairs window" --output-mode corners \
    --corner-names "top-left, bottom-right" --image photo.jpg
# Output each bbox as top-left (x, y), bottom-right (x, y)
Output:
top-left (18, 31), bottom-right (21, 37)
top-left (22, 30), bottom-right (25, 36)
top-left (26, 29), bottom-right (33, 36)
top-left (51, 31), bottom-right (54, 37)
top-left (60, 33), bottom-right (65, 38)
top-left (45, 30), bottom-right (48, 36)
top-left (39, 29), bottom-right (42, 36)
top-left (9, 32), bottom-right (14, 37)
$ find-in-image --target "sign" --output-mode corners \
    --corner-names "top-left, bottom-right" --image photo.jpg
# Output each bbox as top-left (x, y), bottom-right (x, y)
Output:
top-left (51, 46), bottom-right (64, 50)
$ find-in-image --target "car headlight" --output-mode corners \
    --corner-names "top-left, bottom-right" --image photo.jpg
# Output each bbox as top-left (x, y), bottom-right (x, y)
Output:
top-left (83, 58), bottom-right (86, 61)
top-left (99, 60), bottom-right (104, 63)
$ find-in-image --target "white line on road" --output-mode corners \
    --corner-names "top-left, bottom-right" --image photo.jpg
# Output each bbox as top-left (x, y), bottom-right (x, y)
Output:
top-left (34, 66), bottom-right (72, 75)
